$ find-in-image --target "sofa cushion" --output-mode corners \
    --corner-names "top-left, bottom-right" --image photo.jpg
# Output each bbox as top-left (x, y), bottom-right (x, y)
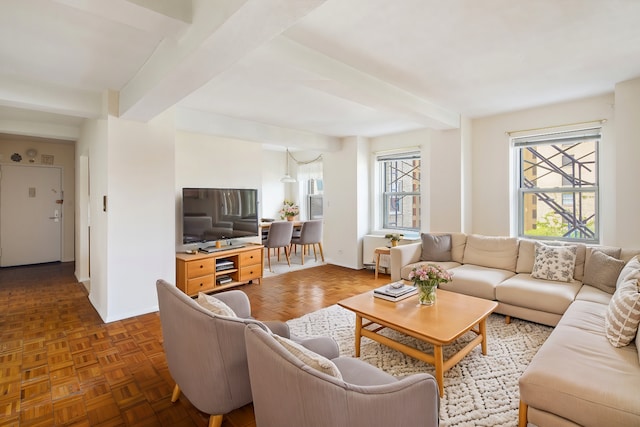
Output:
top-left (604, 271), bottom-right (640, 348)
top-left (272, 334), bottom-right (343, 379)
top-left (575, 285), bottom-right (612, 305)
top-left (616, 256), bottom-right (640, 289)
top-left (462, 234), bottom-right (519, 271)
top-left (519, 300), bottom-right (640, 426)
top-left (531, 242), bottom-right (577, 282)
top-left (197, 292), bottom-right (237, 317)
top-left (497, 273), bottom-right (582, 315)
top-left (439, 264), bottom-right (514, 300)
top-left (425, 232), bottom-right (467, 263)
top-left (582, 250), bottom-right (625, 294)
top-left (516, 239), bottom-right (586, 280)
top-left (585, 245), bottom-right (621, 266)
top-left (420, 233), bottom-right (451, 262)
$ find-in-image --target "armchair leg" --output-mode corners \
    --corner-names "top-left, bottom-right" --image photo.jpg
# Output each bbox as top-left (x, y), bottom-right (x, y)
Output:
top-left (518, 401), bottom-right (528, 427)
top-left (505, 315), bottom-right (511, 324)
top-left (209, 414), bottom-right (223, 427)
top-left (171, 384), bottom-right (181, 403)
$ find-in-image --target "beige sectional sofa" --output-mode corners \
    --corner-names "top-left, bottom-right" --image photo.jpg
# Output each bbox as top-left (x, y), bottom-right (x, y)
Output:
top-left (390, 233), bottom-right (640, 427)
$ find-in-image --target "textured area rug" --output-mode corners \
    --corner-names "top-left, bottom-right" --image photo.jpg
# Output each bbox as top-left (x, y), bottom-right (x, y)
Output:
top-left (262, 249), bottom-right (326, 277)
top-left (287, 304), bottom-right (553, 427)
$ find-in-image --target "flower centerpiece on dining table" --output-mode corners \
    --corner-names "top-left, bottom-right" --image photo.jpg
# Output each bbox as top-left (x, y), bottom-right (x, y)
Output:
top-left (408, 264), bottom-right (453, 306)
top-left (279, 200), bottom-right (300, 220)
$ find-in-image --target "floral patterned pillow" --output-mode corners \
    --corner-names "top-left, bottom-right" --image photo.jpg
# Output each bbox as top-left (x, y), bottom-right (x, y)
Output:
top-left (531, 242), bottom-right (578, 282)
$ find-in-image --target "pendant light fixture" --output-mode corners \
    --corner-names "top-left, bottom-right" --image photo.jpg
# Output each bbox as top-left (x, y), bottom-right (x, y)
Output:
top-left (281, 148), bottom-right (296, 183)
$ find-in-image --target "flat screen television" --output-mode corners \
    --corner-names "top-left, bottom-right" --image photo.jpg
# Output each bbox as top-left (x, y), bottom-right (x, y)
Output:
top-left (182, 188), bottom-right (259, 245)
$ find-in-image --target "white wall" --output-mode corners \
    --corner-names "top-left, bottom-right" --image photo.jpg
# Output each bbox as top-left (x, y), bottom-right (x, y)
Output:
top-left (470, 93), bottom-right (616, 239)
top-left (77, 111), bottom-right (175, 323)
top-left (261, 150), bottom-right (288, 219)
top-left (174, 131), bottom-right (264, 251)
top-left (430, 128), bottom-right (463, 232)
top-left (323, 137), bottom-right (361, 268)
top-left (614, 77), bottom-right (640, 247)
top-left (105, 111), bottom-right (176, 321)
top-left (77, 118), bottom-right (109, 319)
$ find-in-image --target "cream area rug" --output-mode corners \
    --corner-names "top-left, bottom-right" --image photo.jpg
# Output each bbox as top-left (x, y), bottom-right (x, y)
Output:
top-left (287, 304), bottom-right (553, 427)
top-left (262, 247), bottom-right (326, 277)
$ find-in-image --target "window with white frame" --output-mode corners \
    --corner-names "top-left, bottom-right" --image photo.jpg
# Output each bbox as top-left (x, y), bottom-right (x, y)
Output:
top-left (512, 127), bottom-right (600, 243)
top-left (378, 151), bottom-right (421, 231)
top-left (296, 159), bottom-right (323, 220)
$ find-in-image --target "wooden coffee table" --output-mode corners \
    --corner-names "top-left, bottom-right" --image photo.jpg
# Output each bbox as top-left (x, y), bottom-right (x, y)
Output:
top-left (338, 289), bottom-right (498, 396)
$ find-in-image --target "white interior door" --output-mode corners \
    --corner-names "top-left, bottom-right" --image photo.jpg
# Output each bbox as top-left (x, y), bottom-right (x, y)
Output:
top-left (0, 164), bottom-right (62, 267)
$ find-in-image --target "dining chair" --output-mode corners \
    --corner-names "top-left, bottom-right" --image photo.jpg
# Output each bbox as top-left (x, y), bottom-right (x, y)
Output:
top-left (290, 220), bottom-right (324, 265)
top-left (263, 221), bottom-right (294, 271)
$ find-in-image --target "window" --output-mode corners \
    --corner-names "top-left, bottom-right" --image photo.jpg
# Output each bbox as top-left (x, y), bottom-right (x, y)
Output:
top-left (513, 127), bottom-right (600, 242)
top-left (378, 151), bottom-right (421, 231)
top-left (296, 159), bottom-right (323, 220)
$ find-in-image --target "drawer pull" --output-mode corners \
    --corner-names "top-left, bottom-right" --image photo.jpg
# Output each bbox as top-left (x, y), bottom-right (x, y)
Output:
top-left (199, 265), bottom-right (204, 269)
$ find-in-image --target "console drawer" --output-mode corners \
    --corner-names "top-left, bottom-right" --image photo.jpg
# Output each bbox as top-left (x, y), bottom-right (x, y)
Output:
top-left (185, 275), bottom-right (216, 294)
top-left (239, 265), bottom-right (261, 281)
top-left (187, 259), bottom-right (216, 278)
top-left (239, 249), bottom-right (262, 266)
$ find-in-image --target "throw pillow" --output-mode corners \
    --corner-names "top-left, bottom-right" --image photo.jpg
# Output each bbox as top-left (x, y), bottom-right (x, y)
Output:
top-left (273, 334), bottom-right (343, 379)
top-left (531, 242), bottom-right (577, 282)
top-left (421, 233), bottom-right (452, 262)
top-left (604, 272), bottom-right (640, 347)
top-left (582, 250), bottom-right (625, 294)
top-left (197, 292), bottom-right (237, 317)
top-left (616, 256), bottom-right (640, 290)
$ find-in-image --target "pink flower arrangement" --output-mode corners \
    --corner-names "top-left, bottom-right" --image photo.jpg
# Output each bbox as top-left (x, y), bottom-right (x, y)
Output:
top-left (408, 264), bottom-right (453, 289)
top-left (279, 200), bottom-right (300, 219)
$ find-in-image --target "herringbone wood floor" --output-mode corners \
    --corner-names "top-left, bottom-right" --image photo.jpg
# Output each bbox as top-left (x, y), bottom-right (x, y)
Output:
top-left (0, 261), bottom-right (385, 426)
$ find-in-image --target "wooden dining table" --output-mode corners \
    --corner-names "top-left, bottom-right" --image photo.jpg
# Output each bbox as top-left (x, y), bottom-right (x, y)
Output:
top-left (259, 220), bottom-right (303, 230)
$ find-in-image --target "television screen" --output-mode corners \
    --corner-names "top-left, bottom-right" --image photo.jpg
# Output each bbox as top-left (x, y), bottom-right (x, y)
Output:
top-left (182, 188), bottom-right (259, 244)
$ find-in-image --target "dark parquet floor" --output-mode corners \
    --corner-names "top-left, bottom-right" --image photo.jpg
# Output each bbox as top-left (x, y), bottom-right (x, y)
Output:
top-left (0, 260), bottom-right (384, 426)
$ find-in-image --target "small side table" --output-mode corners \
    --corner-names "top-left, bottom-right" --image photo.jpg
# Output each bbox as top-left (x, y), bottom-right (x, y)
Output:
top-left (374, 246), bottom-right (391, 279)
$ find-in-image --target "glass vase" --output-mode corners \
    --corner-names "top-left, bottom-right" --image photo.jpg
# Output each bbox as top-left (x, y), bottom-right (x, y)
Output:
top-left (418, 285), bottom-right (437, 306)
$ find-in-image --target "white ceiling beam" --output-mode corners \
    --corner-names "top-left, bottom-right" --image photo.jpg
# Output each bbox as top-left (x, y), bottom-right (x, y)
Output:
top-left (52, 0), bottom-right (190, 36)
top-left (0, 119), bottom-right (80, 141)
top-left (0, 75), bottom-right (102, 119)
top-left (176, 108), bottom-right (341, 151)
top-left (119, 0), bottom-right (328, 122)
top-left (267, 36), bottom-right (461, 130)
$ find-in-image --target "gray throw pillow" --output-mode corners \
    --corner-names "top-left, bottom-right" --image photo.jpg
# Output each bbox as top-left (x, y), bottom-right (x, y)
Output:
top-left (583, 250), bottom-right (625, 294)
top-left (421, 233), bottom-right (452, 262)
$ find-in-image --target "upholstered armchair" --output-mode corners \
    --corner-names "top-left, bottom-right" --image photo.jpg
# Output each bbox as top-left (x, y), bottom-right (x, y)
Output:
top-left (244, 324), bottom-right (440, 427)
top-left (155, 279), bottom-right (338, 427)
top-left (290, 219), bottom-right (325, 265)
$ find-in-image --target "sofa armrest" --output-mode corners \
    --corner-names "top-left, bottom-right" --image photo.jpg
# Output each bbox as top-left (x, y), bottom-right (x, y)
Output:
top-left (390, 242), bottom-right (422, 281)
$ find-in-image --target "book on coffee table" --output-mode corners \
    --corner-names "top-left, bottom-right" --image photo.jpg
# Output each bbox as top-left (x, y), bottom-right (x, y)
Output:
top-left (373, 282), bottom-right (417, 302)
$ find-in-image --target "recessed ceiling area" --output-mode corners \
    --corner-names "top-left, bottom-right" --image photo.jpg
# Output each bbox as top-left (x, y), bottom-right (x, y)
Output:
top-left (1, 0), bottom-right (640, 149)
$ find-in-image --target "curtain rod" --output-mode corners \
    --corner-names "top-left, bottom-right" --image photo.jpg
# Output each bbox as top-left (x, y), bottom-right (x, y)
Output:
top-left (506, 119), bottom-right (607, 136)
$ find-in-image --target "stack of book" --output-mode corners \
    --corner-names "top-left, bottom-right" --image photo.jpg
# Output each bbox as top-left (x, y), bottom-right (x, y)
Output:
top-left (373, 282), bottom-right (417, 302)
